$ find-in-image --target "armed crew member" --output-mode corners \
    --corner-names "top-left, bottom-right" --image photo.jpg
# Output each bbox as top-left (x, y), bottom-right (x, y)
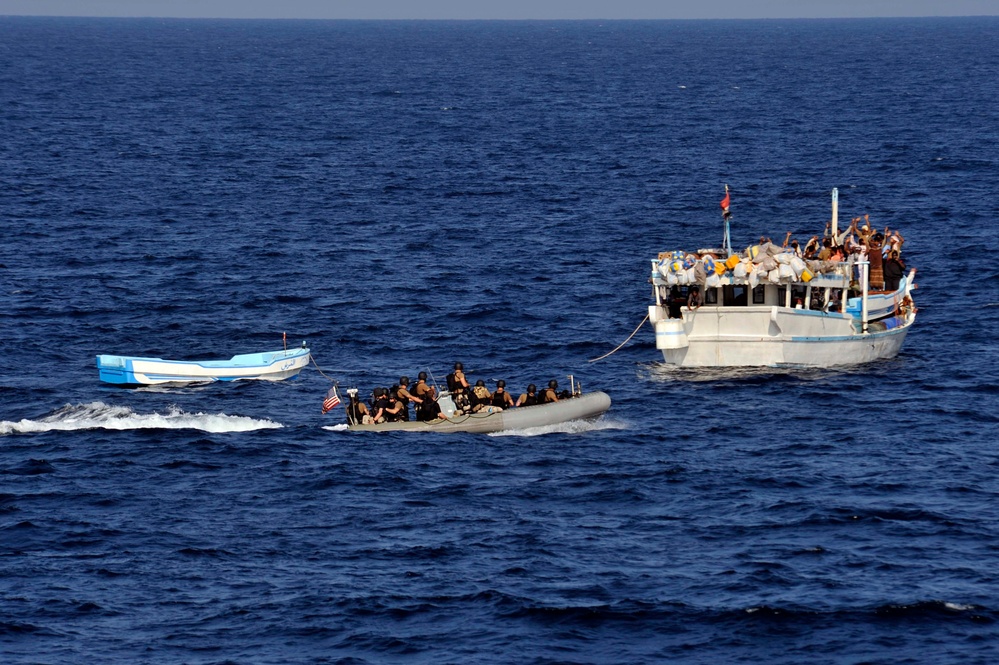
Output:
top-left (370, 388), bottom-right (390, 424)
top-left (419, 385), bottom-right (448, 422)
top-left (383, 391), bottom-right (404, 422)
top-left (346, 390), bottom-right (370, 426)
top-left (541, 379), bottom-right (559, 404)
top-left (491, 380), bottom-right (515, 410)
top-left (412, 372), bottom-right (433, 421)
top-left (447, 362), bottom-right (470, 413)
top-left (395, 376), bottom-right (422, 422)
top-left (470, 379), bottom-right (491, 411)
top-left (516, 384), bottom-right (539, 407)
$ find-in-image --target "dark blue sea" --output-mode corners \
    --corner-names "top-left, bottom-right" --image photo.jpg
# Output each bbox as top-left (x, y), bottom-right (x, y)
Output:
top-left (2, 16), bottom-right (999, 664)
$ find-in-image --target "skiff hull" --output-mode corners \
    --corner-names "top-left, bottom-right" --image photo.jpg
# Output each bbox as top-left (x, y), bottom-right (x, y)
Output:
top-left (96, 348), bottom-right (311, 385)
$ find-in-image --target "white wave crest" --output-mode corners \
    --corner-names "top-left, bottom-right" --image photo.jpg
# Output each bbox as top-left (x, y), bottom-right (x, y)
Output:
top-left (0, 401), bottom-right (282, 435)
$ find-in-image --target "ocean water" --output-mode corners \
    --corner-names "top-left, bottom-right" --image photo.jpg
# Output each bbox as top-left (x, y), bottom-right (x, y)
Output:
top-left (2, 16), bottom-right (999, 664)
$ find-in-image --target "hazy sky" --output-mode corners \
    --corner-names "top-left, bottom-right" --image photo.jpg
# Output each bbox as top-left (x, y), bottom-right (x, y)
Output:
top-left (1, 0), bottom-right (998, 19)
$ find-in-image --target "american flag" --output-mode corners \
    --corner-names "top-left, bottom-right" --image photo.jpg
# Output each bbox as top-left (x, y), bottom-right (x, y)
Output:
top-left (321, 386), bottom-right (341, 414)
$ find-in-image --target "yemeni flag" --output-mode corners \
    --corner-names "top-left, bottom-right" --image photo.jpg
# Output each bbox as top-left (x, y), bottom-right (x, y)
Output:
top-left (720, 185), bottom-right (731, 219)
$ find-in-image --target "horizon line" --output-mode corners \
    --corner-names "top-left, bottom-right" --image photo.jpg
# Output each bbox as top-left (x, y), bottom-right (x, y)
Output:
top-left (3, 14), bottom-right (998, 21)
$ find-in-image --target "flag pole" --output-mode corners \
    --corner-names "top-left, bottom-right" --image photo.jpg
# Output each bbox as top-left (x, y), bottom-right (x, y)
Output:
top-left (721, 184), bottom-right (733, 257)
top-left (831, 187), bottom-right (839, 241)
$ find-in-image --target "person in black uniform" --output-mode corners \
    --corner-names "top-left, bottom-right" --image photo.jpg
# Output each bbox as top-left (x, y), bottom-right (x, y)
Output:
top-left (491, 380), bottom-right (515, 409)
top-left (419, 385), bottom-right (448, 421)
top-left (516, 384), bottom-right (539, 407)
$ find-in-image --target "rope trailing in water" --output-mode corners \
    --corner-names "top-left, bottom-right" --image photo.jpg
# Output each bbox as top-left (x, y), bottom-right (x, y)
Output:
top-left (309, 354), bottom-right (340, 383)
top-left (588, 313), bottom-right (650, 363)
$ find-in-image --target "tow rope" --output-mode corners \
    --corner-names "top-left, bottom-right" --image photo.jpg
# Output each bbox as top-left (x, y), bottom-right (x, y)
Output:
top-left (588, 313), bottom-right (650, 363)
top-left (309, 354), bottom-right (341, 383)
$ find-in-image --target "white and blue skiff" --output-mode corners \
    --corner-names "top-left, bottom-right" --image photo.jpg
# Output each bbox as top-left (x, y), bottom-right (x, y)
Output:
top-left (96, 347), bottom-right (311, 385)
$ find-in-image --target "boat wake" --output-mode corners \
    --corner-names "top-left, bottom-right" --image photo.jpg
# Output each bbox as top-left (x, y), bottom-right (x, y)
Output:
top-left (641, 361), bottom-right (889, 383)
top-left (322, 423), bottom-right (351, 432)
top-left (488, 417), bottom-right (627, 437)
top-left (320, 418), bottom-right (625, 436)
top-left (0, 401), bottom-right (282, 435)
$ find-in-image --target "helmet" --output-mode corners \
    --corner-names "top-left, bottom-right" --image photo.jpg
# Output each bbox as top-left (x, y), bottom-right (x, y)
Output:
top-left (548, 379), bottom-right (558, 389)
top-left (399, 376), bottom-right (409, 385)
top-left (475, 379), bottom-right (485, 387)
top-left (418, 371), bottom-right (427, 381)
top-left (454, 362), bottom-right (463, 371)
top-left (496, 380), bottom-right (506, 388)
top-left (527, 384), bottom-right (536, 393)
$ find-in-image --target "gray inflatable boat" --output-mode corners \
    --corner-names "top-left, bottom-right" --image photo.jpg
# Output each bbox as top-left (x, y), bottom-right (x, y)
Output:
top-left (348, 390), bottom-right (611, 433)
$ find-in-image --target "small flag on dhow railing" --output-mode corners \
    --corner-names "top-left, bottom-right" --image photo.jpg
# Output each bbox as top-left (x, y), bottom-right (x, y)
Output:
top-left (720, 185), bottom-right (731, 219)
top-left (322, 386), bottom-right (341, 414)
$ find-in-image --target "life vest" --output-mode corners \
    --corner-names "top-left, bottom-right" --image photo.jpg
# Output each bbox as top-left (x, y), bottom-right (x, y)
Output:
top-left (520, 393), bottom-right (539, 406)
top-left (492, 390), bottom-right (510, 408)
top-left (372, 396), bottom-right (390, 419)
top-left (346, 401), bottom-right (365, 425)
top-left (419, 400), bottom-right (442, 422)
top-left (446, 373), bottom-right (461, 392)
top-left (394, 387), bottom-right (412, 421)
